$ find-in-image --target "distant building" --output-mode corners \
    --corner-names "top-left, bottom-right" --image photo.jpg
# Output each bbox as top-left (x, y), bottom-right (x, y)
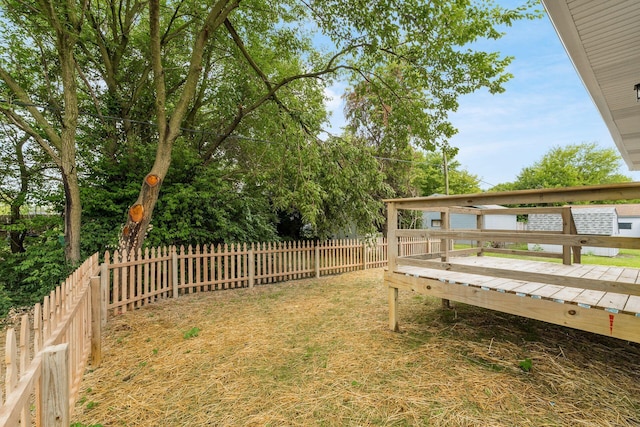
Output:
top-left (423, 204), bottom-right (518, 245)
top-left (611, 204), bottom-right (640, 238)
top-left (527, 207), bottom-right (620, 257)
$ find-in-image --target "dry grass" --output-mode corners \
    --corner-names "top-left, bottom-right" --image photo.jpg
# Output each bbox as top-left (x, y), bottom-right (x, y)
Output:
top-left (72, 269), bottom-right (640, 426)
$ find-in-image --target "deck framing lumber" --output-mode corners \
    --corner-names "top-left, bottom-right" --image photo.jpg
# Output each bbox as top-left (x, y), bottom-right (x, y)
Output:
top-left (385, 270), bottom-right (640, 344)
top-left (395, 257), bottom-right (640, 297)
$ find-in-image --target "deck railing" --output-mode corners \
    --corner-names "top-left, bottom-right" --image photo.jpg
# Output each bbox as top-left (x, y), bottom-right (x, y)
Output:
top-left (0, 236), bottom-right (434, 425)
top-left (385, 182), bottom-right (640, 273)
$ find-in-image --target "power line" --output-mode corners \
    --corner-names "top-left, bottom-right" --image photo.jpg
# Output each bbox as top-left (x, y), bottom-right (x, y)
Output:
top-left (374, 155), bottom-right (497, 188)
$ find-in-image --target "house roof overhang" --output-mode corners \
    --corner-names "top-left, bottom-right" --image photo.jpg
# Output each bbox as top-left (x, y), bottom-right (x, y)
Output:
top-left (541, 0), bottom-right (640, 170)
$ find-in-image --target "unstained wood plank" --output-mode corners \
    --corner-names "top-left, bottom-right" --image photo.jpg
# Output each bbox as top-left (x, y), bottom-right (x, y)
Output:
top-left (572, 289), bottom-right (606, 307)
top-left (618, 268), bottom-right (639, 283)
top-left (532, 284), bottom-right (566, 299)
top-left (599, 293), bottom-right (630, 311)
top-left (598, 267), bottom-right (624, 282)
top-left (624, 296), bottom-right (640, 314)
top-left (510, 281), bottom-right (547, 296)
top-left (580, 265), bottom-right (610, 281)
top-left (551, 286), bottom-right (586, 303)
top-left (493, 279), bottom-right (529, 292)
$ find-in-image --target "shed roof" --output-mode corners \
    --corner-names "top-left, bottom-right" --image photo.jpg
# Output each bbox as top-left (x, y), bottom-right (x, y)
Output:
top-left (570, 204), bottom-right (640, 217)
top-left (529, 207), bottom-right (618, 235)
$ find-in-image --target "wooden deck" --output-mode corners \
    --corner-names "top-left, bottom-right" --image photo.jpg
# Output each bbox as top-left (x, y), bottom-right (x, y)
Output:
top-left (386, 257), bottom-right (640, 343)
top-left (397, 256), bottom-right (640, 314)
top-left (384, 183), bottom-right (640, 344)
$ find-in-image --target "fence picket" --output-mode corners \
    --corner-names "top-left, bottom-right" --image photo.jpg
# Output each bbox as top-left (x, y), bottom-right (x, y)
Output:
top-left (143, 248), bottom-right (150, 305)
top-left (4, 329), bottom-right (17, 408)
top-left (163, 246), bottom-right (169, 298)
top-left (136, 248), bottom-right (142, 308)
top-left (128, 250), bottom-right (136, 312)
top-left (202, 245), bottom-right (209, 292)
top-left (102, 237), bottom-right (432, 314)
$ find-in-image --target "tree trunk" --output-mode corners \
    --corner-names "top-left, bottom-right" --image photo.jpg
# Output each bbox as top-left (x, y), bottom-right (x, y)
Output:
top-left (118, 0), bottom-right (239, 255)
top-left (118, 167), bottom-right (166, 256)
top-left (9, 203), bottom-right (25, 254)
top-left (9, 136), bottom-right (29, 253)
top-left (61, 168), bottom-right (82, 263)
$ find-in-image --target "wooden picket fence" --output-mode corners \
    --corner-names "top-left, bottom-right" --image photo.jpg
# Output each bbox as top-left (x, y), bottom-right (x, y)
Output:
top-left (103, 237), bottom-right (436, 314)
top-left (0, 253), bottom-right (100, 426)
top-left (0, 236), bottom-right (435, 425)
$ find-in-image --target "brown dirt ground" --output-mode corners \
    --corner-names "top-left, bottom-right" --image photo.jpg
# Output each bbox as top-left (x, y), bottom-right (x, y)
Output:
top-left (71, 268), bottom-right (640, 426)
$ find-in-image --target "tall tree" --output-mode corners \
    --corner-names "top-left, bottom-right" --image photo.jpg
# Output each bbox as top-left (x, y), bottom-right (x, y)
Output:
top-left (0, 0), bottom-right (87, 262)
top-left (414, 151), bottom-right (481, 196)
top-left (0, 127), bottom-right (34, 253)
top-left (116, 0), bottom-right (539, 253)
top-left (494, 142), bottom-right (631, 191)
top-left (0, 0), bottom-right (540, 259)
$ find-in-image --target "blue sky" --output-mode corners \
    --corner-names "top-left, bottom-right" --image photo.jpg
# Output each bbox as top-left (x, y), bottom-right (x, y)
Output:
top-left (323, 1), bottom-right (640, 190)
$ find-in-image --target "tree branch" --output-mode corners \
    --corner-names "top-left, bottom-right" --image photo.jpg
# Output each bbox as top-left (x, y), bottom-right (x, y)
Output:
top-left (0, 107), bottom-right (62, 168)
top-left (0, 68), bottom-right (63, 151)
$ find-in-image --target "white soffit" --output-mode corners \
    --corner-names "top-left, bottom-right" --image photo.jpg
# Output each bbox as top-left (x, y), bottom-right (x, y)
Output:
top-left (541, 0), bottom-right (640, 170)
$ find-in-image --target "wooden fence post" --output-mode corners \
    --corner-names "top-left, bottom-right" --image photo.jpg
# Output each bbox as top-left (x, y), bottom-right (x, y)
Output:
top-left (362, 241), bottom-right (368, 270)
top-left (100, 262), bottom-right (108, 328)
top-left (42, 344), bottom-right (69, 427)
top-left (172, 247), bottom-right (179, 298)
top-left (315, 244), bottom-right (321, 278)
top-left (248, 248), bottom-right (255, 288)
top-left (90, 276), bottom-right (102, 367)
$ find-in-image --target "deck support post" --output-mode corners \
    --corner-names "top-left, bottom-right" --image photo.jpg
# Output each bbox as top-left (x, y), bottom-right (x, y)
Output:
top-left (561, 207), bottom-right (572, 265)
top-left (570, 212), bottom-right (581, 264)
top-left (441, 208), bottom-right (451, 308)
top-left (476, 213), bottom-right (485, 256)
top-left (388, 286), bottom-right (399, 332)
top-left (387, 203), bottom-right (398, 273)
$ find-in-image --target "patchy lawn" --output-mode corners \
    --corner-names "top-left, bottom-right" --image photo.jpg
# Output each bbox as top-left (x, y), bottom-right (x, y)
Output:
top-left (72, 269), bottom-right (640, 426)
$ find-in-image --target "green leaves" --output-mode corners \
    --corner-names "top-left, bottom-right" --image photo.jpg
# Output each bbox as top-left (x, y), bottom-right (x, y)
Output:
top-left (507, 142), bottom-right (631, 191)
top-left (414, 150), bottom-right (482, 196)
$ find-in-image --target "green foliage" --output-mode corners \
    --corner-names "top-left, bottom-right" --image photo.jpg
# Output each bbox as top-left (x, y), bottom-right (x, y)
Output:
top-left (183, 327), bottom-right (200, 339)
top-left (0, 0), bottom-right (541, 308)
top-left (413, 151), bottom-right (482, 196)
top-left (146, 145), bottom-right (278, 246)
top-left (519, 358), bottom-right (533, 372)
top-left (267, 134), bottom-right (392, 239)
top-left (492, 142), bottom-right (631, 193)
top-left (0, 215), bottom-right (73, 312)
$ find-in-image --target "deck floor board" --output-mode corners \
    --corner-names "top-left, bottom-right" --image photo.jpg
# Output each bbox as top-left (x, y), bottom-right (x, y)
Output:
top-left (395, 256), bottom-right (640, 315)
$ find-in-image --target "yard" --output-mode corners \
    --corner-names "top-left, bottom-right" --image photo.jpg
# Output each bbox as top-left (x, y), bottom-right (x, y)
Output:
top-left (71, 268), bottom-right (640, 426)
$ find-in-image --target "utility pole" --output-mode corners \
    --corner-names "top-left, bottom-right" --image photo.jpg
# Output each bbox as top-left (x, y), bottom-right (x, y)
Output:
top-left (443, 147), bottom-right (450, 195)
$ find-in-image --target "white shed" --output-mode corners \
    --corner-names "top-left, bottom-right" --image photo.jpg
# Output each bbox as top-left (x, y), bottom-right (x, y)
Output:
top-left (423, 204), bottom-right (518, 245)
top-left (527, 207), bottom-right (619, 257)
top-left (613, 204), bottom-right (640, 238)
